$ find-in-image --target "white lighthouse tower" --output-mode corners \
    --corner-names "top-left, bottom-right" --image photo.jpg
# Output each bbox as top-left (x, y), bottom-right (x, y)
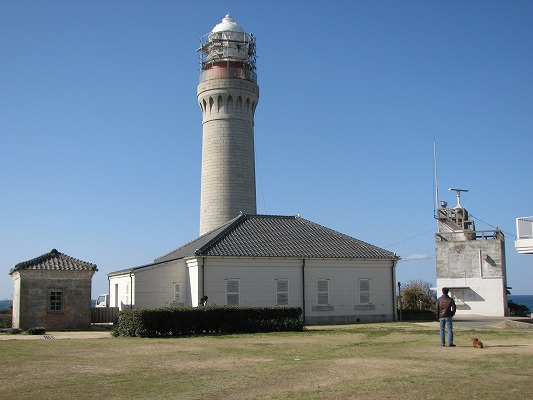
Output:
top-left (197, 15), bottom-right (259, 235)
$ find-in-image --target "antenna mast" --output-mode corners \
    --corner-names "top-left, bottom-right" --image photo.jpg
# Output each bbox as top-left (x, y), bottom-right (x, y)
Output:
top-left (433, 140), bottom-right (440, 219)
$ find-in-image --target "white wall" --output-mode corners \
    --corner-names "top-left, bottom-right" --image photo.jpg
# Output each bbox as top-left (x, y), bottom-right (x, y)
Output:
top-left (108, 274), bottom-right (134, 311)
top-left (109, 259), bottom-right (189, 310)
top-left (436, 278), bottom-right (507, 316)
top-left (202, 257), bottom-right (395, 324)
top-left (109, 256), bottom-right (396, 324)
top-left (304, 259), bottom-right (395, 324)
top-left (134, 260), bottom-right (189, 308)
top-left (203, 258), bottom-right (303, 307)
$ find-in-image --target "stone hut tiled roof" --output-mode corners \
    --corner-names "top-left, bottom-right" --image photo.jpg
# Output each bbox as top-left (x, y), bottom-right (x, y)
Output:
top-left (9, 249), bottom-right (98, 274)
top-left (155, 214), bottom-right (397, 262)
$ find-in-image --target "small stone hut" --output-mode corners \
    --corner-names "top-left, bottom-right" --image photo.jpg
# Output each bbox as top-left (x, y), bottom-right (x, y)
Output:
top-left (9, 249), bottom-right (97, 330)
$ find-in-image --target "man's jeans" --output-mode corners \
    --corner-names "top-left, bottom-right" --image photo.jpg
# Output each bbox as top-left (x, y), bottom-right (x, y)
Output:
top-left (439, 317), bottom-right (454, 346)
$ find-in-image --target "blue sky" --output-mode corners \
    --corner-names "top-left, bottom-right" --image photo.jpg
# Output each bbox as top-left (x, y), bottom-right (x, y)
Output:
top-left (1, 0), bottom-right (532, 298)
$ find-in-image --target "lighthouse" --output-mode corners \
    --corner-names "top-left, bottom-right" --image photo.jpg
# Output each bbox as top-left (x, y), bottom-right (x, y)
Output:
top-left (197, 15), bottom-right (259, 235)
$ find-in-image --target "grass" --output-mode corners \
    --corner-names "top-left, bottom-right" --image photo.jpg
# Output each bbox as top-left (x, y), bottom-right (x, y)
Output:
top-left (1, 322), bottom-right (532, 399)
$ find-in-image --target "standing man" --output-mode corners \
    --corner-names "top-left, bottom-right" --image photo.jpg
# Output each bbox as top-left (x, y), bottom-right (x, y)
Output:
top-left (436, 287), bottom-right (456, 347)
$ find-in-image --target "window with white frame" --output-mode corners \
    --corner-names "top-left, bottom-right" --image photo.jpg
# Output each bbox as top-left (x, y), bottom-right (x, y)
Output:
top-left (276, 279), bottom-right (289, 306)
top-left (359, 279), bottom-right (371, 304)
top-left (174, 282), bottom-right (181, 302)
top-left (226, 279), bottom-right (239, 306)
top-left (49, 290), bottom-right (63, 313)
top-left (317, 279), bottom-right (329, 305)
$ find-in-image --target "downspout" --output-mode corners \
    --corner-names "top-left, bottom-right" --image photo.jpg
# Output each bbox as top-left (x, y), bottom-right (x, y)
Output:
top-left (392, 259), bottom-right (397, 321)
top-left (301, 259), bottom-right (306, 325)
top-left (201, 257), bottom-right (206, 300)
top-left (129, 271), bottom-right (133, 309)
top-left (107, 275), bottom-right (110, 306)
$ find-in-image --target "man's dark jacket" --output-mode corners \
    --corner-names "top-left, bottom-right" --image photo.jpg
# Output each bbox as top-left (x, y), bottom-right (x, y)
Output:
top-left (436, 294), bottom-right (456, 319)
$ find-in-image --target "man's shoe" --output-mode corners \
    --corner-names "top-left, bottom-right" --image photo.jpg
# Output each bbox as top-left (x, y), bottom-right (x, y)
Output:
top-left (448, 344), bottom-right (456, 347)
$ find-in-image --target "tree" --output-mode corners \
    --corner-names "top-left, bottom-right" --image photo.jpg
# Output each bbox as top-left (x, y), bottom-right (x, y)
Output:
top-left (508, 300), bottom-right (531, 317)
top-left (399, 280), bottom-right (436, 310)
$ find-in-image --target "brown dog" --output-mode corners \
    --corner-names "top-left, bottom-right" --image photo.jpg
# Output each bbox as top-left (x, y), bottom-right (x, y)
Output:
top-left (471, 338), bottom-right (484, 348)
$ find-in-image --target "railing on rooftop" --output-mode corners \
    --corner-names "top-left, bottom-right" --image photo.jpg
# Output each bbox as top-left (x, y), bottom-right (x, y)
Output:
top-left (437, 229), bottom-right (502, 242)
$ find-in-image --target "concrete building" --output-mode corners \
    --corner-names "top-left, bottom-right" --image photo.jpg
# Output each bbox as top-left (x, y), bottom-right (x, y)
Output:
top-left (9, 249), bottom-right (97, 330)
top-left (435, 190), bottom-right (508, 316)
top-left (197, 14), bottom-right (259, 235)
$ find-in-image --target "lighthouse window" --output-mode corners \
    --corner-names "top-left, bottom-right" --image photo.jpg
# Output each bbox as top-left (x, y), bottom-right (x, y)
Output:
top-left (227, 95), bottom-right (233, 111)
top-left (49, 290), bottom-right (64, 313)
top-left (217, 95), bottom-right (223, 112)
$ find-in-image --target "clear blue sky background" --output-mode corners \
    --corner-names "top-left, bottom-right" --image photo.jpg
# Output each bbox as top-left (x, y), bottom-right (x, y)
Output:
top-left (1, 0), bottom-right (532, 299)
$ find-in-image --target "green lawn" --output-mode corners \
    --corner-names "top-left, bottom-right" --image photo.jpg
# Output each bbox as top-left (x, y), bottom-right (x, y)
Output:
top-left (1, 323), bottom-right (532, 399)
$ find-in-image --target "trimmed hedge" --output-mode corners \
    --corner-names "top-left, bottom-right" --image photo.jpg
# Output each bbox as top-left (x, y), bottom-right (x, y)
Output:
top-left (116, 306), bottom-right (304, 337)
top-left (397, 309), bottom-right (436, 321)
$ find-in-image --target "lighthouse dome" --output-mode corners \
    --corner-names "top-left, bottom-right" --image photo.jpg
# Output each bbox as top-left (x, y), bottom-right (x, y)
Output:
top-left (212, 14), bottom-right (245, 33)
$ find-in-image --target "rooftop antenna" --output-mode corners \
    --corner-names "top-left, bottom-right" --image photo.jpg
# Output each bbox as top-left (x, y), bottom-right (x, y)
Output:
top-left (433, 140), bottom-right (440, 218)
top-left (448, 188), bottom-right (468, 208)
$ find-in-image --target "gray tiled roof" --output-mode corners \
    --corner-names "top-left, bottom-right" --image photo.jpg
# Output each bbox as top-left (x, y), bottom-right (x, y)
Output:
top-left (156, 214), bottom-right (397, 261)
top-left (10, 249), bottom-right (98, 274)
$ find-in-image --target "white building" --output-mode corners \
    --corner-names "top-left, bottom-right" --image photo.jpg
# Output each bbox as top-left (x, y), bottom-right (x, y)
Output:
top-left (108, 214), bottom-right (399, 324)
top-left (435, 190), bottom-right (508, 316)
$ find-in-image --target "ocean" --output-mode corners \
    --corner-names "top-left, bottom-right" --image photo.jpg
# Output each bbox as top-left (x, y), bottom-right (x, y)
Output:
top-left (508, 295), bottom-right (533, 316)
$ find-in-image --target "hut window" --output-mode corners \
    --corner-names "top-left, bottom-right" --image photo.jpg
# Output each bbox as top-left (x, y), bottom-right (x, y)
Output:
top-left (49, 290), bottom-right (64, 313)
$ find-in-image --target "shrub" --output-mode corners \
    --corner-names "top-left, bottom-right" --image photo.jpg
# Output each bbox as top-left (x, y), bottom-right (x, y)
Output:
top-left (26, 326), bottom-right (46, 335)
top-left (399, 280), bottom-right (436, 310)
top-left (398, 309), bottom-right (435, 321)
top-left (7, 328), bottom-right (22, 335)
top-left (0, 311), bottom-right (12, 329)
top-left (508, 300), bottom-right (531, 317)
top-left (116, 306), bottom-right (304, 337)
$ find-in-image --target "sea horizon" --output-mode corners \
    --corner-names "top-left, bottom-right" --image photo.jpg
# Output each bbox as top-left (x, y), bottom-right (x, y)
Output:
top-left (1, 295), bottom-right (532, 312)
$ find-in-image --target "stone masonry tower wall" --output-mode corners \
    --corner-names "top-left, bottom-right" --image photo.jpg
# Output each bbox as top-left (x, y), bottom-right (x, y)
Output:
top-left (197, 15), bottom-right (259, 235)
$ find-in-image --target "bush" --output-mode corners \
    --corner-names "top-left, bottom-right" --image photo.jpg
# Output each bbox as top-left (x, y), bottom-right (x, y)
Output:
top-left (116, 306), bottom-right (304, 337)
top-left (398, 309), bottom-right (435, 321)
top-left (0, 311), bottom-right (12, 329)
top-left (399, 280), bottom-right (436, 311)
top-left (509, 300), bottom-right (531, 317)
top-left (7, 328), bottom-right (22, 335)
top-left (26, 326), bottom-right (46, 335)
